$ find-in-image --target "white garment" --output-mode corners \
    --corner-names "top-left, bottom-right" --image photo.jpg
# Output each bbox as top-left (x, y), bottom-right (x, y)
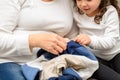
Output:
top-left (0, 0), bottom-right (76, 63)
top-left (73, 5), bottom-right (120, 61)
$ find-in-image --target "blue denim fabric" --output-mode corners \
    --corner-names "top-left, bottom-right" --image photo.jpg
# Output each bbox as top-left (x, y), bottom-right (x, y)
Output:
top-left (21, 64), bottom-right (40, 80)
top-left (0, 62), bottom-right (26, 80)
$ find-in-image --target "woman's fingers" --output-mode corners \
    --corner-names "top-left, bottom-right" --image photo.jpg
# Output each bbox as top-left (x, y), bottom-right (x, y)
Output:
top-left (29, 33), bottom-right (68, 55)
top-left (56, 40), bottom-right (67, 50)
top-left (46, 41), bottom-right (65, 55)
top-left (51, 38), bottom-right (67, 54)
top-left (42, 34), bottom-right (67, 54)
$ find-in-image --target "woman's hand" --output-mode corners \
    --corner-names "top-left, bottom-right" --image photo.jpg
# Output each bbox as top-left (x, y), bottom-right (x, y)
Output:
top-left (74, 34), bottom-right (91, 45)
top-left (29, 33), bottom-right (67, 55)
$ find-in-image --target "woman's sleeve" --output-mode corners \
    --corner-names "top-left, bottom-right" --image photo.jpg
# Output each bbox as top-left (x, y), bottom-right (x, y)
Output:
top-left (0, 0), bottom-right (32, 57)
top-left (89, 6), bottom-right (120, 50)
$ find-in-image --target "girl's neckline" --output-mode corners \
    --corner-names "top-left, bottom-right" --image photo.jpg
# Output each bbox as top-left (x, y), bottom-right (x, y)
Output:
top-left (84, 14), bottom-right (95, 18)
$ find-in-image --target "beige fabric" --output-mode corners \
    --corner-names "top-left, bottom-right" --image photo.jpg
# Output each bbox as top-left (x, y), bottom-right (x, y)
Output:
top-left (40, 54), bottom-right (86, 80)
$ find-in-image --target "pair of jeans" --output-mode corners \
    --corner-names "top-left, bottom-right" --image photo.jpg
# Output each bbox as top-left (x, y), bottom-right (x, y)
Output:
top-left (0, 62), bottom-right (26, 80)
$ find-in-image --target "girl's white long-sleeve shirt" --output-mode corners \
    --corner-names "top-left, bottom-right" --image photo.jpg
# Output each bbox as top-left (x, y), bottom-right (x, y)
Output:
top-left (73, 5), bottom-right (120, 61)
top-left (0, 0), bottom-right (76, 63)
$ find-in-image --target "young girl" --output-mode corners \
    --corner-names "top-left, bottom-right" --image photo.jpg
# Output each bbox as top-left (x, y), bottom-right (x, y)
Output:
top-left (72, 0), bottom-right (120, 80)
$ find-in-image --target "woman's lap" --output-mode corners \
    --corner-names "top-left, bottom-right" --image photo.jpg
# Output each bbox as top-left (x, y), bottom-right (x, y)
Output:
top-left (0, 62), bottom-right (26, 80)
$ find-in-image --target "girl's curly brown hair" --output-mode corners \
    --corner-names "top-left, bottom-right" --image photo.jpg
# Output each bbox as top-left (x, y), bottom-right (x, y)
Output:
top-left (73, 0), bottom-right (120, 24)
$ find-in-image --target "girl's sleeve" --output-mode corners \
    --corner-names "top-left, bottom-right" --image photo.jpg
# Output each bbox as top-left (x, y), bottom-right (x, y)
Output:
top-left (0, 0), bottom-right (32, 57)
top-left (89, 6), bottom-right (120, 50)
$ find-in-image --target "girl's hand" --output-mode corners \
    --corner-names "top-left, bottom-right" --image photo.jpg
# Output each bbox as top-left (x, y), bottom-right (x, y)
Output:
top-left (29, 33), bottom-right (67, 55)
top-left (74, 34), bottom-right (91, 45)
